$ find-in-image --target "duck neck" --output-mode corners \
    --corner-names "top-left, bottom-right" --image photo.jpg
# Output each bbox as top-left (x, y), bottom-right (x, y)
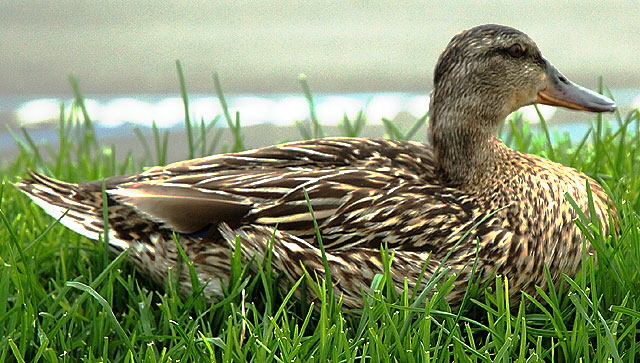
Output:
top-left (428, 93), bottom-right (504, 186)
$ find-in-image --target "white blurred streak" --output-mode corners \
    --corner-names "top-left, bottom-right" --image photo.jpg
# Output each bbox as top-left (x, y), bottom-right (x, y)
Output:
top-left (101, 98), bottom-right (153, 127)
top-left (230, 97), bottom-right (277, 126)
top-left (14, 93), bottom-right (567, 130)
top-left (365, 94), bottom-right (403, 124)
top-left (510, 105), bottom-right (557, 123)
top-left (316, 96), bottom-right (364, 125)
top-left (191, 97), bottom-right (222, 123)
top-left (407, 95), bottom-right (430, 118)
top-left (273, 96), bottom-right (309, 125)
top-left (16, 99), bottom-right (62, 126)
top-left (153, 98), bottom-right (185, 128)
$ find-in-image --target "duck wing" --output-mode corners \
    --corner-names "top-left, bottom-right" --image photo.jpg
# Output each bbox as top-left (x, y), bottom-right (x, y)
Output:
top-left (103, 138), bottom-right (485, 253)
top-left (21, 138), bottom-right (482, 255)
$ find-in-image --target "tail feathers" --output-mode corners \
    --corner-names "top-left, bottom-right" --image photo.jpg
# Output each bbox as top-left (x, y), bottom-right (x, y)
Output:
top-left (15, 171), bottom-right (130, 252)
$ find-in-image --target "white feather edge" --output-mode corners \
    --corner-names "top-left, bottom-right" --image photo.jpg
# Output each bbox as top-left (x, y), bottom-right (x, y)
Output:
top-left (23, 186), bottom-right (130, 252)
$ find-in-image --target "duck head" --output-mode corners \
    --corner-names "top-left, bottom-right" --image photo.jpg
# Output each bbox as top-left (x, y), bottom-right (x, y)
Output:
top-left (428, 24), bottom-right (615, 184)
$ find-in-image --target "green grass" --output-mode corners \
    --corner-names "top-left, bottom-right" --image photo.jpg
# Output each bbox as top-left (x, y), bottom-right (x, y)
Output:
top-left (1, 73), bottom-right (640, 362)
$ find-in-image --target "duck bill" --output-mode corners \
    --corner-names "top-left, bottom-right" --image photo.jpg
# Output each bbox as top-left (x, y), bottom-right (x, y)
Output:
top-left (535, 61), bottom-right (616, 112)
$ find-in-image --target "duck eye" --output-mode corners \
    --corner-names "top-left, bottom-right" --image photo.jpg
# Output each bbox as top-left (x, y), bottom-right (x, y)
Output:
top-left (507, 44), bottom-right (524, 58)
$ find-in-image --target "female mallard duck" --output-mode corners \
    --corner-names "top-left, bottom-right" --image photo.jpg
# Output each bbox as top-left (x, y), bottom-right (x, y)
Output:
top-left (17, 24), bottom-right (616, 308)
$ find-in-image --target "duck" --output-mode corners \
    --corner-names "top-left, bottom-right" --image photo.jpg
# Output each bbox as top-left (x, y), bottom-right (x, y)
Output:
top-left (16, 24), bottom-right (616, 309)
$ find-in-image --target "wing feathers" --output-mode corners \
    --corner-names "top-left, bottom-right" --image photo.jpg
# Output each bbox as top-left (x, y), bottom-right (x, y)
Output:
top-left (109, 184), bottom-right (252, 233)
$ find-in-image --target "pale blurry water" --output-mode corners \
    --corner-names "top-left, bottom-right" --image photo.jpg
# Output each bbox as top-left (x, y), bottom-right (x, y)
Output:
top-left (1, 89), bottom-right (638, 163)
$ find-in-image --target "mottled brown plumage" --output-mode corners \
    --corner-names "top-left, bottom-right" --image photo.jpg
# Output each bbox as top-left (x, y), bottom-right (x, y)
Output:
top-left (16, 24), bottom-right (616, 308)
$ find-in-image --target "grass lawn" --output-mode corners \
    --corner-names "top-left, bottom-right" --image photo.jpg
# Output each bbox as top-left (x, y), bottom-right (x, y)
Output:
top-left (1, 73), bottom-right (639, 362)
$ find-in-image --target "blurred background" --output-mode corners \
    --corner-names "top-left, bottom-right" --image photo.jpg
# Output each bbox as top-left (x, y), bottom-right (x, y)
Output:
top-left (1, 1), bottom-right (639, 161)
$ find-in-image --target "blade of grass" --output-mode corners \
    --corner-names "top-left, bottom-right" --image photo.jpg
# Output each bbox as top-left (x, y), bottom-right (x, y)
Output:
top-left (403, 112), bottom-right (428, 140)
top-left (212, 72), bottom-right (244, 152)
top-left (298, 74), bottom-right (324, 139)
top-left (66, 281), bottom-right (135, 352)
top-left (535, 105), bottom-right (556, 160)
top-left (176, 60), bottom-right (195, 159)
